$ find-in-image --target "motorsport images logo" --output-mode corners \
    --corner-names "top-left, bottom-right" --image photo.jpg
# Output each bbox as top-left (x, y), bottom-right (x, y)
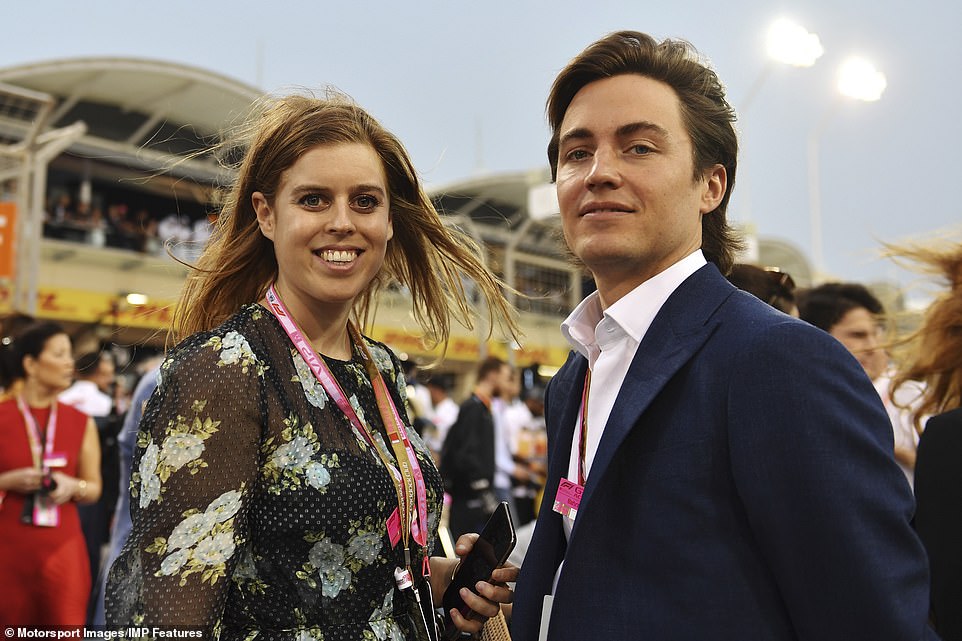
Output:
top-left (4, 628), bottom-right (204, 639)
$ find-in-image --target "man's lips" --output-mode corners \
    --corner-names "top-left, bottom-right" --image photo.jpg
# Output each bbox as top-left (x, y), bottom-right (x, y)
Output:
top-left (579, 202), bottom-right (634, 216)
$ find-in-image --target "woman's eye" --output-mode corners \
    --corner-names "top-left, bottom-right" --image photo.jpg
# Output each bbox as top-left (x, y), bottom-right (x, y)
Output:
top-left (301, 194), bottom-right (324, 208)
top-left (354, 194), bottom-right (380, 210)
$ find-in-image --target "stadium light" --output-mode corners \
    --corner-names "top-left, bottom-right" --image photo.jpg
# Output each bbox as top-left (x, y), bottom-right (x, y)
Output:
top-left (766, 18), bottom-right (824, 68)
top-left (837, 57), bottom-right (887, 102)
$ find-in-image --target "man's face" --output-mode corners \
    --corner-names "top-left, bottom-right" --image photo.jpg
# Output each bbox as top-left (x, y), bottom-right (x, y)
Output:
top-left (555, 74), bottom-right (725, 307)
top-left (491, 364), bottom-right (514, 398)
top-left (95, 357), bottom-right (115, 393)
top-left (829, 307), bottom-right (886, 380)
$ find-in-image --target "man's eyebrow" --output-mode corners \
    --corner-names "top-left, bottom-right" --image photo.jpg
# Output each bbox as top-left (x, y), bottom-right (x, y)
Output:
top-left (558, 127), bottom-right (594, 149)
top-left (617, 121), bottom-right (670, 139)
top-left (558, 121), bottom-right (671, 149)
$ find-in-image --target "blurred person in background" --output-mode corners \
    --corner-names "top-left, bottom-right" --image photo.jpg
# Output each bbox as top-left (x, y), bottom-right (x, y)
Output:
top-left (441, 356), bottom-right (512, 541)
top-left (0, 321), bottom-right (102, 625)
top-left (797, 282), bottom-right (921, 485)
top-left (727, 263), bottom-right (798, 316)
top-left (402, 358), bottom-right (432, 437)
top-left (60, 350), bottom-right (115, 418)
top-left (60, 349), bottom-right (122, 615)
top-left (92, 362), bottom-right (161, 626)
top-left (889, 240), bottom-right (962, 641)
top-left (423, 375), bottom-right (459, 459)
top-left (105, 92), bottom-right (519, 640)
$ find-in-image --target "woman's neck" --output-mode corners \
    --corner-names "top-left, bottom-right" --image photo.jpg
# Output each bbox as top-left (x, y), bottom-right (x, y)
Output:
top-left (20, 380), bottom-right (57, 408)
top-left (269, 284), bottom-right (354, 360)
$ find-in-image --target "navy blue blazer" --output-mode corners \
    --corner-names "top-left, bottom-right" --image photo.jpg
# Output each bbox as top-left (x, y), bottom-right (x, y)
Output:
top-left (512, 264), bottom-right (938, 641)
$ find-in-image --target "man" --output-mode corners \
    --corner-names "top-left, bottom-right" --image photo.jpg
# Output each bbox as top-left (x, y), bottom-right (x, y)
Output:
top-left (798, 282), bottom-right (922, 484)
top-left (440, 356), bottom-right (512, 541)
top-left (423, 375), bottom-right (459, 457)
top-left (59, 349), bottom-right (119, 621)
top-left (60, 350), bottom-right (115, 418)
top-left (511, 31), bottom-right (936, 641)
top-left (92, 362), bottom-right (161, 626)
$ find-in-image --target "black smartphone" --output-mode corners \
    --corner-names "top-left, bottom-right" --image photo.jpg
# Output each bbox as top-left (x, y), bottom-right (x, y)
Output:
top-left (441, 501), bottom-right (516, 635)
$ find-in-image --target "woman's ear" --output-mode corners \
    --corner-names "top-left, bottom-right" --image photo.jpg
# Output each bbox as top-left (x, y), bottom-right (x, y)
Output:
top-left (252, 192), bottom-right (275, 239)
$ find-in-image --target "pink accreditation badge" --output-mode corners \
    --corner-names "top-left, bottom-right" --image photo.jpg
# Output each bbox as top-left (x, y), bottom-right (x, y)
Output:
top-left (552, 478), bottom-right (584, 520)
top-left (387, 507), bottom-right (402, 547)
top-left (43, 452), bottom-right (67, 469)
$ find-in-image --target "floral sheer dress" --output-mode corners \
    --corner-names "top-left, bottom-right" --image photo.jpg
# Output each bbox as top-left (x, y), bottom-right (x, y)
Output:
top-left (105, 304), bottom-right (443, 641)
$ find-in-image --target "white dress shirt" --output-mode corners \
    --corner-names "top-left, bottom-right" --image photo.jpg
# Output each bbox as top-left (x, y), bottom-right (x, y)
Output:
top-left (558, 250), bottom-right (706, 542)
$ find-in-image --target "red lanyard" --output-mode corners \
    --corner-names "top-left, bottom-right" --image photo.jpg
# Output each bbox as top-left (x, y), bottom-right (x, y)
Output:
top-left (577, 370), bottom-right (590, 486)
top-left (264, 286), bottom-right (429, 559)
top-left (16, 396), bottom-right (58, 470)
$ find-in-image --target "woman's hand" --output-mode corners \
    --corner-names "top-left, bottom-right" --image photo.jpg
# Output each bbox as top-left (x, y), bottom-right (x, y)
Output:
top-left (444, 533), bottom-right (520, 636)
top-left (0, 467), bottom-right (43, 494)
top-left (48, 471), bottom-right (81, 505)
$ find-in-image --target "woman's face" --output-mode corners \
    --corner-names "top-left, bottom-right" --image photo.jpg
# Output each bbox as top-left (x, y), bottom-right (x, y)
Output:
top-left (252, 142), bottom-right (393, 317)
top-left (24, 333), bottom-right (75, 393)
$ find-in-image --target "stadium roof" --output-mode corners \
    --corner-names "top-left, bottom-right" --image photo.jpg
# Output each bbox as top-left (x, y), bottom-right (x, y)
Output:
top-left (0, 57), bottom-right (262, 181)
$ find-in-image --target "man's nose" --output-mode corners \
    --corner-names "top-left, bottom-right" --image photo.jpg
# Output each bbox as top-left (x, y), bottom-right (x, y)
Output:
top-left (585, 147), bottom-right (622, 188)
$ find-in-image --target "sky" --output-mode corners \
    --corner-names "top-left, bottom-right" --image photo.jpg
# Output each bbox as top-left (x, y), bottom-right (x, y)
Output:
top-left (4, 0), bottom-right (961, 295)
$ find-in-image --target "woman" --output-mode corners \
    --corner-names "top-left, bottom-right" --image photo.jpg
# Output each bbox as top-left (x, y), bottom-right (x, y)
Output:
top-left (726, 263), bottom-right (798, 316)
top-left (890, 241), bottom-right (962, 641)
top-left (0, 321), bottom-right (103, 624)
top-left (106, 92), bottom-right (521, 640)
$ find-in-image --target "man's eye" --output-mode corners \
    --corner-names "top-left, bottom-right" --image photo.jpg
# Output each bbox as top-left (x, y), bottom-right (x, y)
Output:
top-left (565, 149), bottom-right (589, 161)
top-left (630, 144), bottom-right (652, 155)
top-left (301, 194), bottom-right (323, 207)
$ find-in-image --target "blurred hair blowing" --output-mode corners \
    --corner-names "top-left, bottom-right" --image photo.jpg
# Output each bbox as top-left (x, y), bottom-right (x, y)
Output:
top-left (888, 240), bottom-right (962, 429)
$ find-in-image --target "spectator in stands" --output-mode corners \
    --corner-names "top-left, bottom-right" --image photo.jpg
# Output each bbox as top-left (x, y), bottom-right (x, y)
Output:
top-left (157, 211), bottom-right (194, 261)
top-left (797, 282), bottom-right (921, 484)
top-left (105, 203), bottom-right (138, 250)
top-left (888, 241), bottom-right (962, 641)
top-left (105, 91), bottom-right (520, 639)
top-left (727, 263), bottom-right (798, 316)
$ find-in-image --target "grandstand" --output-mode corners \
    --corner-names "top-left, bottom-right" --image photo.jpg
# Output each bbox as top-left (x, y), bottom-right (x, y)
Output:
top-left (0, 57), bottom-right (577, 375)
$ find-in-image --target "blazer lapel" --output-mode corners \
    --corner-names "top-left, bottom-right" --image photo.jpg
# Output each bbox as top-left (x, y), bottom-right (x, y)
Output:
top-left (571, 265), bottom-right (733, 531)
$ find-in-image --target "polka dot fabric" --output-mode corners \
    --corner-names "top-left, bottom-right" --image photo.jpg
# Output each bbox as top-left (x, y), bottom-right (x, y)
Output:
top-left (105, 304), bottom-right (443, 640)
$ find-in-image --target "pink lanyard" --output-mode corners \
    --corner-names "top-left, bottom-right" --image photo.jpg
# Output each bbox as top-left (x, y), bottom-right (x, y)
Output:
top-left (577, 370), bottom-right (590, 487)
top-left (264, 286), bottom-right (429, 558)
top-left (16, 396), bottom-right (58, 470)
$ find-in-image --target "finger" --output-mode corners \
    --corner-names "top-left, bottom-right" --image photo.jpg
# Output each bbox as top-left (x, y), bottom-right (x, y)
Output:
top-left (454, 532), bottom-right (479, 556)
top-left (459, 586), bottom-right (501, 619)
top-left (449, 606), bottom-right (483, 634)
top-left (475, 580), bottom-right (515, 605)
top-left (491, 565), bottom-right (520, 583)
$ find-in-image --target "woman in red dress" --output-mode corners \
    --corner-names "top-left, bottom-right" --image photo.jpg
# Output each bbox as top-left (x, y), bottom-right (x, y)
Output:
top-left (0, 321), bottom-right (102, 625)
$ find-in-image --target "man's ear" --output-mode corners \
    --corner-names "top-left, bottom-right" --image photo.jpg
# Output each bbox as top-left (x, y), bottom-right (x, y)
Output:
top-left (699, 164), bottom-right (726, 214)
top-left (252, 192), bottom-right (275, 240)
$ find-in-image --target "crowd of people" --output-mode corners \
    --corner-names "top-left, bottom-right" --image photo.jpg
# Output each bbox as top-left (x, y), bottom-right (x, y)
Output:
top-left (43, 192), bottom-right (213, 259)
top-left (1, 27), bottom-right (961, 641)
